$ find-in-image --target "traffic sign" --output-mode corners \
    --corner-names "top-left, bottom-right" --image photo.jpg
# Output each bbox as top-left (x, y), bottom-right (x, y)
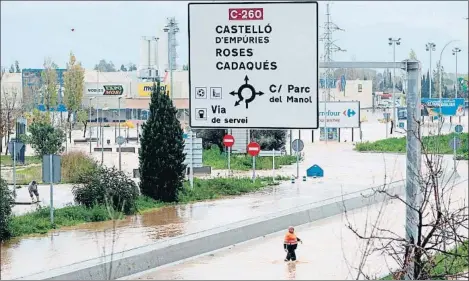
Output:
top-left (188, 1), bottom-right (319, 129)
top-left (291, 139), bottom-right (304, 152)
top-left (455, 125), bottom-right (463, 134)
top-left (116, 136), bottom-right (125, 145)
top-left (223, 134), bottom-right (235, 147)
top-left (247, 142), bottom-right (261, 157)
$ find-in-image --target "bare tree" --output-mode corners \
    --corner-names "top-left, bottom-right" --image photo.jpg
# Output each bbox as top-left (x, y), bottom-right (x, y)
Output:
top-left (1, 83), bottom-right (23, 155)
top-left (342, 119), bottom-right (468, 280)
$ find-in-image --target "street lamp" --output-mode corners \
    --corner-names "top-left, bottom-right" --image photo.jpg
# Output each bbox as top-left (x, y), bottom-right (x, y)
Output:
top-left (425, 42), bottom-right (436, 98)
top-left (452, 47), bottom-right (461, 98)
top-left (389, 37), bottom-right (401, 129)
top-left (118, 96), bottom-right (122, 138)
top-left (88, 97), bottom-right (95, 154)
top-left (438, 40), bottom-right (460, 119)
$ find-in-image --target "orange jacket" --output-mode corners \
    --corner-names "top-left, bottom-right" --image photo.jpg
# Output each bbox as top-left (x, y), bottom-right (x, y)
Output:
top-left (284, 232), bottom-right (300, 245)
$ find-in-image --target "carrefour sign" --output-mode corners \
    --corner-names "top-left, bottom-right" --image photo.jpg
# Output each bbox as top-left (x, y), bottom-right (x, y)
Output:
top-left (318, 101), bottom-right (360, 128)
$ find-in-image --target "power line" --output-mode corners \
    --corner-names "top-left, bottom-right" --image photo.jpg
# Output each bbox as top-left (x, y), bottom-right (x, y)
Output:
top-left (319, 2), bottom-right (345, 101)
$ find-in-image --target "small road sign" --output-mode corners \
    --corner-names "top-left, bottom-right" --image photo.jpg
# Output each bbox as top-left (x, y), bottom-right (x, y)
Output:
top-left (42, 154), bottom-right (62, 184)
top-left (247, 142), bottom-right (261, 157)
top-left (291, 139), bottom-right (304, 152)
top-left (223, 134), bottom-right (235, 147)
top-left (116, 136), bottom-right (125, 145)
top-left (455, 124), bottom-right (463, 134)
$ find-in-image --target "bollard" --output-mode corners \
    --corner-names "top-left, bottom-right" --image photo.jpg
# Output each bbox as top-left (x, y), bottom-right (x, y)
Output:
top-left (302, 176), bottom-right (307, 181)
top-left (291, 176), bottom-right (295, 184)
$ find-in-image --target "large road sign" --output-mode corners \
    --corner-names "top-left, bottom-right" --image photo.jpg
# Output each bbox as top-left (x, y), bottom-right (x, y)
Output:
top-left (188, 1), bottom-right (319, 129)
top-left (247, 142), bottom-right (261, 156)
top-left (223, 134), bottom-right (235, 147)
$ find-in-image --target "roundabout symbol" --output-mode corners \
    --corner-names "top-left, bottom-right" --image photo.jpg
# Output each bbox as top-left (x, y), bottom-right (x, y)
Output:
top-left (229, 75), bottom-right (264, 109)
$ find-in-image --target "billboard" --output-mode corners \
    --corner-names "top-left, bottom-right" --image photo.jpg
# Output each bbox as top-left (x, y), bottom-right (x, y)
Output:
top-left (84, 83), bottom-right (125, 96)
top-left (319, 101), bottom-right (360, 128)
top-left (421, 98), bottom-right (465, 116)
top-left (137, 82), bottom-right (170, 97)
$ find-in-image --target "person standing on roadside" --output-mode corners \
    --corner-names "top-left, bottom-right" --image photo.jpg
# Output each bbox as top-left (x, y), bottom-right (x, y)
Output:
top-left (283, 226), bottom-right (302, 262)
top-left (28, 180), bottom-right (40, 203)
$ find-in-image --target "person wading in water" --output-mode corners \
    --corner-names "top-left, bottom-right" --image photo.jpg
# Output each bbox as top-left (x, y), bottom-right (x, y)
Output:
top-left (283, 226), bottom-right (302, 262)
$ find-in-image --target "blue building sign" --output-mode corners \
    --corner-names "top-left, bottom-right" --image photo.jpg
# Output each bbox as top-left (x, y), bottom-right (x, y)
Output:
top-left (421, 98), bottom-right (465, 116)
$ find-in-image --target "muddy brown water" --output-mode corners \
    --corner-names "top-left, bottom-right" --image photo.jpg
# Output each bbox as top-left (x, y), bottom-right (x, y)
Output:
top-left (0, 181), bottom-right (382, 280)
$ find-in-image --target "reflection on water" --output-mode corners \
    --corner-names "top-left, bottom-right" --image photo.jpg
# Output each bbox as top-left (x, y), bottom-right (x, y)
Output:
top-left (286, 262), bottom-right (297, 280)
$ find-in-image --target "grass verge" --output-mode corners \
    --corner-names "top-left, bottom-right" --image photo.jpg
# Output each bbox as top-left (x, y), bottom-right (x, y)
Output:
top-left (8, 176), bottom-right (285, 239)
top-left (355, 133), bottom-right (468, 160)
top-left (0, 155), bottom-right (42, 166)
top-left (203, 147), bottom-right (298, 171)
top-left (381, 240), bottom-right (468, 280)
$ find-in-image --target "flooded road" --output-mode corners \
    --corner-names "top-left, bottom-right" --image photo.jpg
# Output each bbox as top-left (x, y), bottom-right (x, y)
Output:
top-left (1, 178), bottom-right (382, 280)
top-left (129, 182), bottom-right (468, 280)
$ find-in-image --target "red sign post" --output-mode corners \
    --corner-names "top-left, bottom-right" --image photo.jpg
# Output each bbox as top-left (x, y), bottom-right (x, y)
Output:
top-left (247, 142), bottom-right (260, 156)
top-left (224, 134), bottom-right (235, 174)
top-left (247, 142), bottom-right (260, 181)
top-left (223, 134), bottom-right (235, 147)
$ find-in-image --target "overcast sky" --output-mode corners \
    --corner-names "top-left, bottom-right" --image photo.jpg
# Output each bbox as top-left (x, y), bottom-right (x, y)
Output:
top-left (1, 1), bottom-right (468, 74)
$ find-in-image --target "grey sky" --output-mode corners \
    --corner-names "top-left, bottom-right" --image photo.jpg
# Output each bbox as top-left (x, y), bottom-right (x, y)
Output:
top-left (1, 1), bottom-right (468, 74)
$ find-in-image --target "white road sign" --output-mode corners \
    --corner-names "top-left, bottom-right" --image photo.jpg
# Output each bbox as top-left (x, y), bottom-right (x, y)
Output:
top-left (319, 101), bottom-right (360, 128)
top-left (188, 1), bottom-right (319, 129)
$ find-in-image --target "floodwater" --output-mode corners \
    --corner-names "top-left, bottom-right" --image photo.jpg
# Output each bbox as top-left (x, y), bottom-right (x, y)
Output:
top-left (1, 177), bottom-right (386, 280)
top-left (128, 182), bottom-right (469, 280)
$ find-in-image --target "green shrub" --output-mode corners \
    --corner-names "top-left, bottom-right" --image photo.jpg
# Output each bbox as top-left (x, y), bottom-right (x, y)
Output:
top-left (0, 178), bottom-right (14, 241)
top-left (9, 204), bottom-right (109, 237)
top-left (203, 146), bottom-right (298, 170)
top-left (193, 129), bottom-right (226, 150)
top-left (178, 177), bottom-right (279, 202)
top-left (72, 166), bottom-right (139, 214)
top-left (355, 133), bottom-right (468, 159)
top-left (27, 121), bottom-right (66, 156)
top-left (61, 151), bottom-right (98, 183)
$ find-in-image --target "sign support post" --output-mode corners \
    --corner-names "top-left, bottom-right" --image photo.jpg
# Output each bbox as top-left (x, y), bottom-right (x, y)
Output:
top-left (252, 156), bottom-right (256, 183)
top-left (247, 142), bottom-right (260, 182)
top-left (13, 141), bottom-right (16, 190)
top-left (296, 138), bottom-right (299, 179)
top-left (272, 148), bottom-right (275, 182)
top-left (49, 155), bottom-right (54, 224)
top-left (223, 134), bottom-right (235, 177)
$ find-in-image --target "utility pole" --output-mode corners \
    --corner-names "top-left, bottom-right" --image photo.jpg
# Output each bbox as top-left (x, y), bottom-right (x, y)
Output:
top-left (319, 2), bottom-right (345, 143)
top-left (389, 38), bottom-right (401, 128)
top-left (452, 47), bottom-right (461, 98)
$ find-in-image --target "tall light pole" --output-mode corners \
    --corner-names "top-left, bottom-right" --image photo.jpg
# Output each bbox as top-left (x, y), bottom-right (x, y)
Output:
top-left (452, 47), bottom-right (461, 98)
top-left (389, 37), bottom-right (401, 128)
top-left (96, 97), bottom-right (99, 149)
top-left (118, 97), bottom-right (122, 138)
top-left (425, 42), bottom-right (436, 97)
top-left (88, 97), bottom-right (95, 154)
top-left (163, 17), bottom-right (179, 109)
top-left (438, 40), bottom-right (460, 119)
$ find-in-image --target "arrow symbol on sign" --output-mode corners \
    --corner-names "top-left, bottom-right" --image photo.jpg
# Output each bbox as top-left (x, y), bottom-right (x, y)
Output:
top-left (229, 91), bottom-right (237, 96)
top-left (234, 100), bottom-right (241, 106)
top-left (244, 75), bottom-right (249, 84)
top-left (257, 91), bottom-right (264, 96)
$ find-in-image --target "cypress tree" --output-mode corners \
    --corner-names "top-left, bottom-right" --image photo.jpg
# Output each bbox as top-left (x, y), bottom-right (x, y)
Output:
top-left (139, 82), bottom-right (186, 202)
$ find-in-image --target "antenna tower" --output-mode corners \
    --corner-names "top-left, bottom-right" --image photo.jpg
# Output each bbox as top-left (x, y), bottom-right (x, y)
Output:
top-left (319, 2), bottom-right (345, 101)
